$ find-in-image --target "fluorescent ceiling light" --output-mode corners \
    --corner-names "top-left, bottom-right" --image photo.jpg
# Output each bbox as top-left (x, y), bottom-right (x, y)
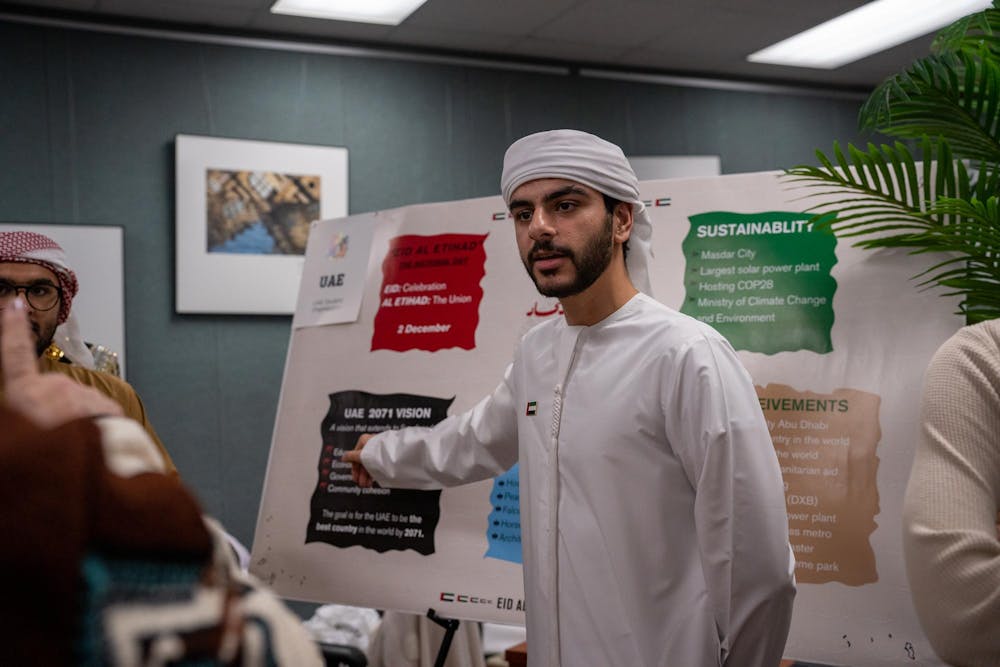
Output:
top-left (747, 0), bottom-right (992, 69)
top-left (271, 0), bottom-right (428, 26)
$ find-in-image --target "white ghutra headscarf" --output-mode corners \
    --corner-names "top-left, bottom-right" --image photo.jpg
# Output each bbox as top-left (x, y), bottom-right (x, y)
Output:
top-left (500, 129), bottom-right (654, 296)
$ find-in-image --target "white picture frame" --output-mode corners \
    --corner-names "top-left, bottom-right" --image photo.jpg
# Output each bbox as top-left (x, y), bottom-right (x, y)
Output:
top-left (175, 134), bottom-right (349, 314)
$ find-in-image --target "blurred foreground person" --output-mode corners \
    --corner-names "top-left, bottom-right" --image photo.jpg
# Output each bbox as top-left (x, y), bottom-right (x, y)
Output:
top-left (0, 297), bottom-right (321, 666)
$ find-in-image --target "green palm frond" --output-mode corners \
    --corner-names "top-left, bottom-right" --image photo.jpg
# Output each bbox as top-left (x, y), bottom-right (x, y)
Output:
top-left (785, 138), bottom-right (973, 246)
top-left (932, 5), bottom-right (1000, 59)
top-left (970, 158), bottom-right (1000, 199)
top-left (859, 51), bottom-right (1000, 164)
top-left (785, 1), bottom-right (1000, 323)
top-left (908, 197), bottom-right (1000, 321)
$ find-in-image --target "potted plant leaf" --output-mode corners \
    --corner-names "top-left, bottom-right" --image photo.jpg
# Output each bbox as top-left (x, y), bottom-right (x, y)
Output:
top-left (786, 0), bottom-right (1000, 323)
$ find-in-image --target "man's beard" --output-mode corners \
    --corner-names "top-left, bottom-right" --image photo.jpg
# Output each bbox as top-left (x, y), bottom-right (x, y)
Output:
top-left (524, 214), bottom-right (614, 298)
top-left (33, 320), bottom-right (55, 357)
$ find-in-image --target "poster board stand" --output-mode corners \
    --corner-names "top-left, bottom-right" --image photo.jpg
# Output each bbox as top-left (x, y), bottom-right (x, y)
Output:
top-left (254, 172), bottom-right (966, 666)
top-left (427, 608), bottom-right (460, 667)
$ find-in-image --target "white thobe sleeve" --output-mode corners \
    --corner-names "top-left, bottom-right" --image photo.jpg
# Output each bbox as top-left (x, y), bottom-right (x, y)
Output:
top-left (360, 363), bottom-right (519, 489)
top-left (664, 335), bottom-right (796, 667)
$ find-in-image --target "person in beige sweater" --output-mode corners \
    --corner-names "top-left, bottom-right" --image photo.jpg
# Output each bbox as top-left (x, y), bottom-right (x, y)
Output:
top-left (903, 318), bottom-right (1000, 667)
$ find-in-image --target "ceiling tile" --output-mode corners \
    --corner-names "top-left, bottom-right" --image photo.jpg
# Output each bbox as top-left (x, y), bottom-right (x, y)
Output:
top-left (0, 0), bottom-right (966, 89)
top-left (530, 0), bottom-right (690, 47)
top-left (504, 35), bottom-right (631, 65)
top-left (386, 25), bottom-right (519, 54)
top-left (97, 0), bottom-right (256, 28)
top-left (9, 0), bottom-right (99, 10)
top-left (404, 0), bottom-right (577, 35)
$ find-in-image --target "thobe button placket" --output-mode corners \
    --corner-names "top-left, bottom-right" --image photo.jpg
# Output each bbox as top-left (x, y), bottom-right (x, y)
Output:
top-left (551, 386), bottom-right (562, 438)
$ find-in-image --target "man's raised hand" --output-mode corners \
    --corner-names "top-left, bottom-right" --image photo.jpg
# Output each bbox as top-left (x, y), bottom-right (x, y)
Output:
top-left (1, 297), bottom-right (122, 428)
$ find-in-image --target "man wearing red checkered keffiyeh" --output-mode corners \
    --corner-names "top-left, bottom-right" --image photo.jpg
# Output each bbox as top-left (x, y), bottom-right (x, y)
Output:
top-left (0, 230), bottom-right (178, 474)
top-left (0, 231), bottom-right (79, 355)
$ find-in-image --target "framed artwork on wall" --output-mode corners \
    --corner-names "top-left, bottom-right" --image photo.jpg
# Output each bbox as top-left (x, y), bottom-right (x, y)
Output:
top-left (175, 134), bottom-right (349, 314)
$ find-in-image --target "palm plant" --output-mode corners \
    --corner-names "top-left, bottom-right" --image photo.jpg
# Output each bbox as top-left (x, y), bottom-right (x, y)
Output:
top-left (786, 1), bottom-right (1000, 323)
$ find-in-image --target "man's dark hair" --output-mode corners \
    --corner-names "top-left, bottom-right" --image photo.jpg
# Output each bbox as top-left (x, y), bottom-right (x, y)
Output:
top-left (601, 194), bottom-right (630, 260)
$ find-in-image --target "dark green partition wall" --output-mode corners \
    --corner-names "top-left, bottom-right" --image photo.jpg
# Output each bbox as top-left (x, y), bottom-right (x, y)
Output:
top-left (0, 18), bottom-right (869, 547)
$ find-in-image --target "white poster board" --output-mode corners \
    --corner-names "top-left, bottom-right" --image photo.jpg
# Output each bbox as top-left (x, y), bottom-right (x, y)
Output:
top-left (253, 172), bottom-right (962, 666)
top-left (627, 154), bottom-right (721, 179)
top-left (0, 222), bottom-right (126, 377)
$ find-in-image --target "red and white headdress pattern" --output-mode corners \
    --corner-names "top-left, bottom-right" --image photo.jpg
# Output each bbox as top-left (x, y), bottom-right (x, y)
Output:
top-left (0, 231), bottom-right (79, 324)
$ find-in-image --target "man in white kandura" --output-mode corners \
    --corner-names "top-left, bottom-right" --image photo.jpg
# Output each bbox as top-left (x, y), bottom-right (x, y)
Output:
top-left (344, 129), bottom-right (796, 667)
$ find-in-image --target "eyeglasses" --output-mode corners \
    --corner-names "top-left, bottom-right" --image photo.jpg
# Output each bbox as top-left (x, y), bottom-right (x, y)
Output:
top-left (0, 280), bottom-right (62, 311)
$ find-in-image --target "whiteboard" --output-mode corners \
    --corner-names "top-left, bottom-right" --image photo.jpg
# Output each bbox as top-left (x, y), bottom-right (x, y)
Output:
top-left (255, 171), bottom-right (961, 665)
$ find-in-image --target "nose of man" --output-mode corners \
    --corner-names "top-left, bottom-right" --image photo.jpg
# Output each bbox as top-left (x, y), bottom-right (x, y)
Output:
top-left (527, 209), bottom-right (556, 241)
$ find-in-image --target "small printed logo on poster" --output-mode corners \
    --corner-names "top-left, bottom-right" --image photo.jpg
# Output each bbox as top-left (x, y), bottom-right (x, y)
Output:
top-left (439, 592), bottom-right (526, 611)
top-left (439, 591), bottom-right (493, 605)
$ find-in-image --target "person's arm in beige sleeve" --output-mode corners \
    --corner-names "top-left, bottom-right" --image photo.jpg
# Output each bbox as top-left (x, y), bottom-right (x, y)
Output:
top-left (902, 321), bottom-right (1000, 667)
